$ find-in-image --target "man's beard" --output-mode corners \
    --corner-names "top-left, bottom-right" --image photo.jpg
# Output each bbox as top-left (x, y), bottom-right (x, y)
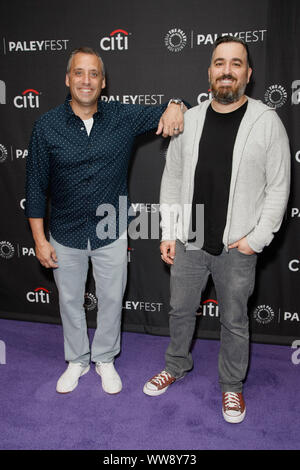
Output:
top-left (210, 74), bottom-right (247, 105)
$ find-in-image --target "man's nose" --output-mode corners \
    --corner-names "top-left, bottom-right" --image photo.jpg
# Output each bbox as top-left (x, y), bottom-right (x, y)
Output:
top-left (82, 72), bottom-right (91, 84)
top-left (222, 62), bottom-right (232, 75)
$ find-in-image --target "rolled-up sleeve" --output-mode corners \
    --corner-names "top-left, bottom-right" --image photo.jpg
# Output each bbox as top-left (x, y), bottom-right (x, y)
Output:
top-left (25, 120), bottom-right (50, 218)
top-left (121, 99), bottom-right (191, 137)
top-left (124, 103), bottom-right (168, 136)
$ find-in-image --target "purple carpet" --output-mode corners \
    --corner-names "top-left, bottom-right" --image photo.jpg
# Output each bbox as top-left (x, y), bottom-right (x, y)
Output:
top-left (0, 318), bottom-right (299, 450)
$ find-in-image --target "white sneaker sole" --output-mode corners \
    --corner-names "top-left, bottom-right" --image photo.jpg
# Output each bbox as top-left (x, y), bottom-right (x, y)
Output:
top-left (222, 407), bottom-right (246, 424)
top-left (56, 365), bottom-right (90, 394)
top-left (95, 367), bottom-right (122, 395)
top-left (143, 383), bottom-right (170, 396)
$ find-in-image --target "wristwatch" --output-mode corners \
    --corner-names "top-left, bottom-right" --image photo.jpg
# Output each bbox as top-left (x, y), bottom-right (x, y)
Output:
top-left (168, 98), bottom-right (183, 106)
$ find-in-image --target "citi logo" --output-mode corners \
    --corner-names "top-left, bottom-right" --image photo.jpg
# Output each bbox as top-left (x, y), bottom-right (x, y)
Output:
top-left (197, 299), bottom-right (219, 317)
top-left (14, 89), bottom-right (40, 109)
top-left (127, 247), bottom-right (134, 263)
top-left (197, 89), bottom-right (212, 104)
top-left (26, 287), bottom-right (50, 303)
top-left (100, 29), bottom-right (130, 51)
top-left (289, 259), bottom-right (299, 272)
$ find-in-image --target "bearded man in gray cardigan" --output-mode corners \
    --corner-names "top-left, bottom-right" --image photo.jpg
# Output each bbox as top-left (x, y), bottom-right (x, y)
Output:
top-left (143, 36), bottom-right (290, 424)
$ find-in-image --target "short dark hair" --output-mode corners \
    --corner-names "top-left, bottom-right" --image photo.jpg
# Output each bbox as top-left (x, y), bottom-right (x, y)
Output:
top-left (211, 36), bottom-right (251, 67)
top-left (66, 47), bottom-right (105, 77)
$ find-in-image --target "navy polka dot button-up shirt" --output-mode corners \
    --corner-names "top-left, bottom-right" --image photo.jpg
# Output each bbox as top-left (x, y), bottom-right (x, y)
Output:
top-left (25, 95), bottom-right (167, 249)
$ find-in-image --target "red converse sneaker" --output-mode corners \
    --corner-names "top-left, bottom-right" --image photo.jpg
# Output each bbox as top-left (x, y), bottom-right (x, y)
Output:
top-left (222, 392), bottom-right (246, 423)
top-left (143, 370), bottom-right (176, 396)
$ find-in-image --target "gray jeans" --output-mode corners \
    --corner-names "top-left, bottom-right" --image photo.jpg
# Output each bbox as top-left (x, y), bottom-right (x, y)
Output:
top-left (165, 240), bottom-right (257, 393)
top-left (50, 235), bottom-right (128, 365)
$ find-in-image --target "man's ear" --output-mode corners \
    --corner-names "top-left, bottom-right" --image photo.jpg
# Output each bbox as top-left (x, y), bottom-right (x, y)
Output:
top-left (65, 73), bottom-right (70, 88)
top-left (247, 67), bottom-right (253, 84)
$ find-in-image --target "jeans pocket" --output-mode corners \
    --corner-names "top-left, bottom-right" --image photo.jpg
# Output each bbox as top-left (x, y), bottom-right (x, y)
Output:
top-left (236, 248), bottom-right (256, 257)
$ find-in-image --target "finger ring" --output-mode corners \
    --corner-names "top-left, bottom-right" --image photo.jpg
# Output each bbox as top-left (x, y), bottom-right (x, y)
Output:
top-left (174, 127), bottom-right (179, 131)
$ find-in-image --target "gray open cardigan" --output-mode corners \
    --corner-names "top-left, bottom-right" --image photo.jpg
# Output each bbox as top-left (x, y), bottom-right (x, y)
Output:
top-left (160, 97), bottom-right (290, 253)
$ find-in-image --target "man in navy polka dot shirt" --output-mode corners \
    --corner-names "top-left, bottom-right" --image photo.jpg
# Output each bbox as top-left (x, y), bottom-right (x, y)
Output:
top-left (25, 47), bottom-right (186, 395)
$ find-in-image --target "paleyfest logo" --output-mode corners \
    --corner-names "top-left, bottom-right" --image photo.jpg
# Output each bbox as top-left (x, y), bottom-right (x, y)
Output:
top-left (253, 305), bottom-right (275, 325)
top-left (164, 28), bottom-right (187, 52)
top-left (164, 29), bottom-right (267, 52)
top-left (0, 144), bottom-right (8, 163)
top-left (0, 80), bottom-right (5, 104)
top-left (84, 293), bottom-right (98, 311)
top-left (264, 84), bottom-right (287, 109)
top-left (0, 241), bottom-right (15, 259)
top-left (5, 39), bottom-right (69, 53)
top-left (0, 144), bottom-right (28, 162)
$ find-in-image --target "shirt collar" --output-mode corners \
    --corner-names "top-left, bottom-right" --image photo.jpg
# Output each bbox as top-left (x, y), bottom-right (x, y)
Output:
top-left (64, 94), bottom-right (103, 124)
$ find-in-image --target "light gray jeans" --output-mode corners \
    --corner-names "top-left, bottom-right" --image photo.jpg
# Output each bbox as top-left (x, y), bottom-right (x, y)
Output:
top-left (50, 235), bottom-right (128, 365)
top-left (165, 240), bottom-right (257, 393)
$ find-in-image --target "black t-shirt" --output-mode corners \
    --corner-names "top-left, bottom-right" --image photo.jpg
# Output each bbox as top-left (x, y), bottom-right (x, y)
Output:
top-left (190, 101), bottom-right (248, 255)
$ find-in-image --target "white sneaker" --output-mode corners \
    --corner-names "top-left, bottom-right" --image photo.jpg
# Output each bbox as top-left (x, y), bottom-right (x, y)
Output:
top-left (56, 362), bottom-right (90, 394)
top-left (95, 361), bottom-right (122, 394)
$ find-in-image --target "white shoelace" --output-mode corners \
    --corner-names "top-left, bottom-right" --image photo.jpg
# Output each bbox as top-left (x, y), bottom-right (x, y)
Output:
top-left (224, 392), bottom-right (241, 410)
top-left (152, 371), bottom-right (172, 386)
